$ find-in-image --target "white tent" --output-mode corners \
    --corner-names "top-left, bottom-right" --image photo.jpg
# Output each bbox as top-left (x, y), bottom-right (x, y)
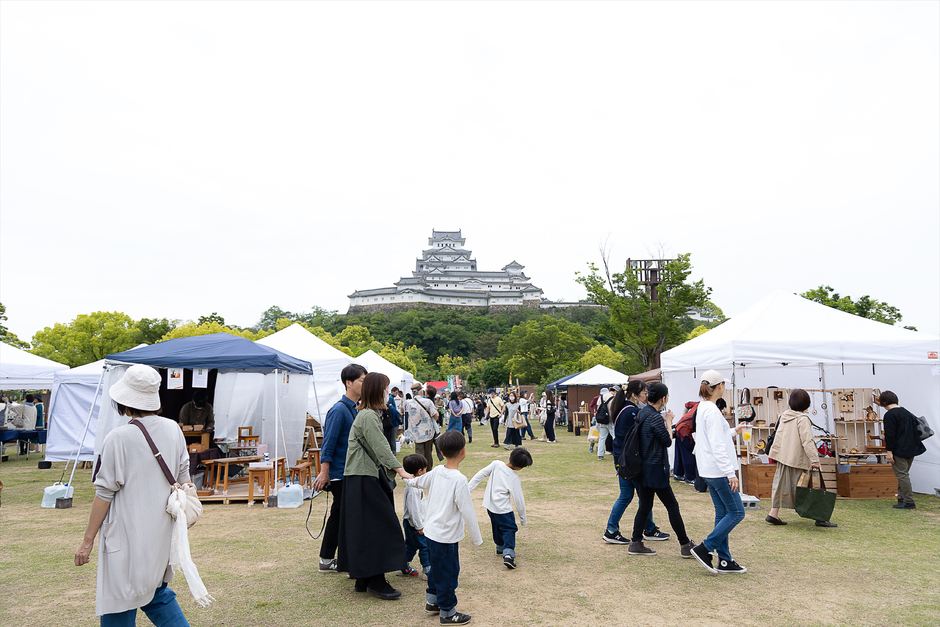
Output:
top-left (356, 349), bottom-right (417, 392)
top-left (563, 364), bottom-right (630, 387)
top-left (661, 291), bottom-right (940, 494)
top-left (0, 342), bottom-right (68, 390)
top-left (256, 324), bottom-right (353, 422)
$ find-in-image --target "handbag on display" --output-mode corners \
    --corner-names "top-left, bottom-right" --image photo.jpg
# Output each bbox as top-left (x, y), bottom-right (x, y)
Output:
top-left (735, 388), bottom-right (756, 423)
top-left (794, 467), bottom-right (836, 522)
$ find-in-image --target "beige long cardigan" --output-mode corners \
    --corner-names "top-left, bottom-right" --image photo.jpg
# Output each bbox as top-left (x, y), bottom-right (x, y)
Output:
top-left (768, 409), bottom-right (820, 470)
top-left (93, 415), bottom-right (190, 616)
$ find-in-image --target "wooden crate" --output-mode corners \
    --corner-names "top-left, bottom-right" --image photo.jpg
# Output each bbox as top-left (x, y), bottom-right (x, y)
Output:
top-left (742, 463), bottom-right (776, 498)
top-left (836, 464), bottom-right (896, 498)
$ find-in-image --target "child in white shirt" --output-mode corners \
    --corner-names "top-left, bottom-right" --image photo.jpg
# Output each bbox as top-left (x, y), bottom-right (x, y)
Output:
top-left (468, 447), bottom-right (532, 569)
top-left (406, 431), bottom-right (482, 626)
top-left (401, 454), bottom-right (431, 578)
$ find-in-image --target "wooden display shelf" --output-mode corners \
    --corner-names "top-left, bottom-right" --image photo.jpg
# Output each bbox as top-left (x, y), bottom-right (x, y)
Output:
top-left (836, 464), bottom-right (895, 498)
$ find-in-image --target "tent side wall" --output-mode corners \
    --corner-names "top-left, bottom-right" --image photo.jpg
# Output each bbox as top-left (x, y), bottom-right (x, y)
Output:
top-left (46, 377), bottom-right (101, 461)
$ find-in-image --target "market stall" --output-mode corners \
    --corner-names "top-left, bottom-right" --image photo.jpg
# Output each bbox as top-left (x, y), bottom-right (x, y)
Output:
top-left (355, 349), bottom-right (417, 393)
top-left (0, 341), bottom-right (69, 390)
top-left (558, 364), bottom-right (630, 434)
top-left (661, 291), bottom-right (940, 496)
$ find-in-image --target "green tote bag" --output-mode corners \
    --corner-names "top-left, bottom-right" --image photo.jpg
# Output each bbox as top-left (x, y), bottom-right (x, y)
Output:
top-left (795, 467), bottom-right (836, 522)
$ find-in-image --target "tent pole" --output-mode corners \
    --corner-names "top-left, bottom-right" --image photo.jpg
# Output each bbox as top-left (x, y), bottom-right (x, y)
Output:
top-left (273, 369), bottom-right (280, 496)
top-left (311, 374), bottom-right (322, 423)
top-left (66, 365), bottom-right (107, 489)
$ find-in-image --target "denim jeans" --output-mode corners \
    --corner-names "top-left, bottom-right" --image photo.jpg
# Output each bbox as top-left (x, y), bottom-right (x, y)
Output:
top-left (404, 518), bottom-right (430, 571)
top-left (447, 416), bottom-right (463, 432)
top-left (596, 423), bottom-right (613, 458)
top-left (703, 476), bottom-right (745, 562)
top-left (488, 510), bottom-right (518, 557)
top-left (521, 413), bottom-right (535, 439)
top-left (100, 583), bottom-right (189, 627)
top-left (607, 473), bottom-right (656, 535)
top-left (426, 538), bottom-right (460, 617)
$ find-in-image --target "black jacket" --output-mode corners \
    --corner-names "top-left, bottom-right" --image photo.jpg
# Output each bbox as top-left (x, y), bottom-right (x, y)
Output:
top-left (636, 404), bottom-right (671, 489)
top-left (884, 407), bottom-right (926, 459)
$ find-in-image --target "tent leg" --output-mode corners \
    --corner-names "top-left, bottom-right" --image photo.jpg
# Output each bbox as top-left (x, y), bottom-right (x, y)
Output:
top-left (311, 376), bottom-right (322, 423)
top-left (273, 369), bottom-right (280, 497)
top-left (65, 366), bottom-right (107, 491)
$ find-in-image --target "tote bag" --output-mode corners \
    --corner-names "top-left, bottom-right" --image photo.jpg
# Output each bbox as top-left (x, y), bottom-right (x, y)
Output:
top-left (794, 468), bottom-right (836, 522)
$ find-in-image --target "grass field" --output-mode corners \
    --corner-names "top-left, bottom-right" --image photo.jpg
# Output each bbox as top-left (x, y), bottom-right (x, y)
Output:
top-left (1, 429), bottom-right (938, 626)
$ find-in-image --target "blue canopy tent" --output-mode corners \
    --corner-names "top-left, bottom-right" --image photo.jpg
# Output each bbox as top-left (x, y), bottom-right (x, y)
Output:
top-left (62, 334), bottom-right (313, 497)
top-left (545, 373), bottom-right (577, 391)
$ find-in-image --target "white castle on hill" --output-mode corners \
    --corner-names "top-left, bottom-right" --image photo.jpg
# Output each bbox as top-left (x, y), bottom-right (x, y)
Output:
top-left (348, 229), bottom-right (548, 311)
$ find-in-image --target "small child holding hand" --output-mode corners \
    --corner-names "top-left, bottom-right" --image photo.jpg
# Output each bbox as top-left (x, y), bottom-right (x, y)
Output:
top-left (406, 431), bottom-right (482, 625)
top-left (469, 447), bottom-right (532, 569)
top-left (401, 453), bottom-right (431, 578)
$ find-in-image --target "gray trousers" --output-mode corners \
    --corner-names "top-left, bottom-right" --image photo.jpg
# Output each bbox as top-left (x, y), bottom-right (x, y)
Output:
top-left (892, 456), bottom-right (915, 504)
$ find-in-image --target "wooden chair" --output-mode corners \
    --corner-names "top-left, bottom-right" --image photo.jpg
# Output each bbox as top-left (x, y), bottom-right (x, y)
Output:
top-left (237, 426), bottom-right (260, 447)
top-left (290, 461), bottom-right (312, 487)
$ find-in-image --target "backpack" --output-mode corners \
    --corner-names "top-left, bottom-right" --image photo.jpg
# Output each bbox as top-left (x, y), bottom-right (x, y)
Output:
top-left (595, 400), bottom-right (611, 425)
top-left (675, 402), bottom-right (699, 439)
top-left (617, 414), bottom-right (646, 480)
top-left (913, 414), bottom-right (934, 441)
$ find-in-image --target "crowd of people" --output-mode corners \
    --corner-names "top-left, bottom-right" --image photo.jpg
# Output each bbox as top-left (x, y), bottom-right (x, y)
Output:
top-left (72, 363), bottom-right (930, 626)
top-left (0, 393), bottom-right (45, 454)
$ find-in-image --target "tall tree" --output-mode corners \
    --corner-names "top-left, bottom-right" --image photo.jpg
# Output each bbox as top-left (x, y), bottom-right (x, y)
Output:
top-left (801, 285), bottom-right (904, 325)
top-left (497, 316), bottom-right (593, 383)
top-left (578, 344), bottom-right (626, 372)
top-left (577, 253), bottom-right (715, 369)
top-left (161, 321), bottom-right (263, 341)
top-left (197, 312), bottom-right (226, 326)
top-left (136, 318), bottom-right (177, 344)
top-left (0, 303), bottom-right (29, 349)
top-left (31, 311), bottom-right (143, 367)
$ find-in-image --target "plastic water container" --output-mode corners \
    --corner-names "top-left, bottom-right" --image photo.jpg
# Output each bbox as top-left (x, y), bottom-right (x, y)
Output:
top-left (276, 483), bottom-right (303, 509)
top-left (41, 483), bottom-right (74, 508)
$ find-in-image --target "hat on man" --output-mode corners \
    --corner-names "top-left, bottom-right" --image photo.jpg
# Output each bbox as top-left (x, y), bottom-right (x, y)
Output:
top-left (109, 364), bottom-right (162, 411)
top-left (410, 382), bottom-right (423, 392)
top-left (701, 369), bottom-right (730, 387)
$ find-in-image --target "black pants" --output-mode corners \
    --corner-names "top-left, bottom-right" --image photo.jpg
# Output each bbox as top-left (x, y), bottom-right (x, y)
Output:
top-left (544, 416), bottom-right (556, 442)
top-left (632, 484), bottom-right (690, 545)
top-left (461, 415), bottom-right (473, 442)
top-left (384, 425), bottom-right (397, 454)
top-left (319, 480), bottom-right (344, 559)
top-left (489, 418), bottom-right (500, 445)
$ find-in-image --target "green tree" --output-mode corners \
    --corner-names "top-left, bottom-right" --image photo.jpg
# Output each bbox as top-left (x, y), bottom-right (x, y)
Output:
top-left (436, 354), bottom-right (472, 381)
top-left (577, 253), bottom-right (713, 369)
top-left (578, 344), bottom-right (625, 372)
top-left (687, 324), bottom-right (710, 341)
top-left (497, 316), bottom-right (592, 383)
top-left (334, 325), bottom-right (383, 357)
top-left (161, 321), bottom-right (263, 341)
top-left (478, 359), bottom-right (511, 388)
top-left (136, 318), bottom-right (177, 344)
top-left (31, 311), bottom-right (144, 367)
top-left (197, 312), bottom-right (226, 326)
top-left (801, 286), bottom-right (904, 325)
top-left (0, 303), bottom-right (29, 349)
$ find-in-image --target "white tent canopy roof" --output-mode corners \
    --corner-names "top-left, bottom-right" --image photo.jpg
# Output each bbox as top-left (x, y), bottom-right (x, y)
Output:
top-left (356, 349), bottom-right (417, 389)
top-left (0, 342), bottom-right (69, 390)
top-left (661, 291), bottom-right (940, 371)
top-left (563, 364), bottom-right (630, 387)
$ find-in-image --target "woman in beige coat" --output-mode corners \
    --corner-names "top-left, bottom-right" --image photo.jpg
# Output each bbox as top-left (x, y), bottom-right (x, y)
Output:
top-left (766, 389), bottom-right (836, 528)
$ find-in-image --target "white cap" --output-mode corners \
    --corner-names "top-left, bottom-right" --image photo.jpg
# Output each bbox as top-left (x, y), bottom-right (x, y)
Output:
top-left (109, 364), bottom-right (162, 411)
top-left (701, 369), bottom-right (729, 387)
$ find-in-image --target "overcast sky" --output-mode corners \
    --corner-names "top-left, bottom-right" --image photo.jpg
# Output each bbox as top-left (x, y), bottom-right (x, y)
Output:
top-left (2, 1), bottom-right (938, 342)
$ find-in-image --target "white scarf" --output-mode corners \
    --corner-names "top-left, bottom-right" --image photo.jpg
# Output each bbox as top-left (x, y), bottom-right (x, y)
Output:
top-left (165, 485), bottom-right (213, 608)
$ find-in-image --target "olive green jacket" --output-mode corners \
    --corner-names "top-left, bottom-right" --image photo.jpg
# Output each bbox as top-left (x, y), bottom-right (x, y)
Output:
top-left (344, 408), bottom-right (402, 477)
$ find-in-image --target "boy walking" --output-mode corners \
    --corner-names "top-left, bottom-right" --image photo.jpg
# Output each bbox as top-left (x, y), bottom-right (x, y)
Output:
top-left (468, 447), bottom-right (532, 569)
top-left (406, 431), bottom-right (482, 625)
top-left (401, 454), bottom-right (431, 578)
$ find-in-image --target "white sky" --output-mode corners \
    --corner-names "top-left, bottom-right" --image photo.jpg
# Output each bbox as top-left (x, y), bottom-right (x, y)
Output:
top-left (1, 1), bottom-right (938, 341)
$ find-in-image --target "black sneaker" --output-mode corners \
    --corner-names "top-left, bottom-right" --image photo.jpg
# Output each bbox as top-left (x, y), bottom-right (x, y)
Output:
top-left (426, 603), bottom-right (441, 614)
top-left (716, 559), bottom-right (747, 574)
top-left (366, 578), bottom-right (401, 600)
top-left (892, 502), bottom-right (916, 509)
top-left (680, 541), bottom-right (694, 559)
top-left (503, 554), bottom-right (517, 569)
top-left (603, 530), bottom-right (629, 545)
top-left (440, 612), bottom-right (472, 625)
top-left (627, 541), bottom-right (656, 556)
top-left (691, 543), bottom-right (717, 573)
top-left (318, 559), bottom-right (338, 573)
top-left (643, 529), bottom-right (670, 542)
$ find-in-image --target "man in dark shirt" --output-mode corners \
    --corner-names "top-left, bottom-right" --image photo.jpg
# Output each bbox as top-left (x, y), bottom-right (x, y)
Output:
top-left (179, 390), bottom-right (214, 432)
top-left (314, 363), bottom-right (368, 572)
top-left (877, 390), bottom-right (927, 509)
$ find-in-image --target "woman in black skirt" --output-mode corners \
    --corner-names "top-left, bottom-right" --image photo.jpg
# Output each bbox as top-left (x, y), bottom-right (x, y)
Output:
top-left (337, 372), bottom-right (414, 599)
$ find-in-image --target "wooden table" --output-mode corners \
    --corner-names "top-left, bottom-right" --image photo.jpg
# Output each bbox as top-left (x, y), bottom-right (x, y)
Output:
top-left (206, 455), bottom-right (261, 495)
top-left (182, 430), bottom-right (211, 452)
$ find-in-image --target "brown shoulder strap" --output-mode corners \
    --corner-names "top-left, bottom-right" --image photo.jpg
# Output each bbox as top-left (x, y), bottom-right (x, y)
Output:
top-left (131, 419), bottom-right (177, 486)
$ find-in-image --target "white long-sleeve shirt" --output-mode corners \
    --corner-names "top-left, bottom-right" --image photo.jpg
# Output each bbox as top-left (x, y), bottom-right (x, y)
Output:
top-left (693, 400), bottom-right (740, 478)
top-left (468, 460), bottom-right (527, 524)
top-left (406, 466), bottom-right (483, 546)
top-left (403, 484), bottom-right (425, 530)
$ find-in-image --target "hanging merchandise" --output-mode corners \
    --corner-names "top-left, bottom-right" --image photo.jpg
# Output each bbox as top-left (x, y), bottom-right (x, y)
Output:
top-left (168, 368), bottom-right (184, 390)
top-left (736, 388), bottom-right (756, 422)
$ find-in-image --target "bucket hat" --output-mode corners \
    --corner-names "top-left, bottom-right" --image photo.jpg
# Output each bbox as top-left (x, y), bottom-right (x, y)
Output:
top-left (110, 364), bottom-right (162, 411)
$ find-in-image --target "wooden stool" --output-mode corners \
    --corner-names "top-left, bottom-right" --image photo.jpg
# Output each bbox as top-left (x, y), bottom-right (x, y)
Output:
top-left (290, 461), bottom-right (312, 487)
top-left (247, 465), bottom-right (273, 506)
top-left (305, 448), bottom-right (321, 475)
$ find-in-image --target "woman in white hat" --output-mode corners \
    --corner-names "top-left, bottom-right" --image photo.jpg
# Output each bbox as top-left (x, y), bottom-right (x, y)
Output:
top-left (74, 364), bottom-right (192, 626)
